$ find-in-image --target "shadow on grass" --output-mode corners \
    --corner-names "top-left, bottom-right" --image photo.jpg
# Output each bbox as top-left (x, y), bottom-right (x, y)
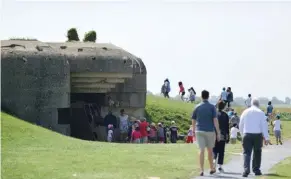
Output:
top-left (264, 173), bottom-right (288, 178)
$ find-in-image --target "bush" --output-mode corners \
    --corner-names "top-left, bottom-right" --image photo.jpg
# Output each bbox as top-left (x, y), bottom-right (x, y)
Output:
top-left (67, 28), bottom-right (80, 42)
top-left (83, 30), bottom-right (97, 42)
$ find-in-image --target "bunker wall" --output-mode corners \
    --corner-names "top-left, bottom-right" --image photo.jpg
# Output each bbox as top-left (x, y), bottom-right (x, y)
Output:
top-left (1, 50), bottom-right (70, 133)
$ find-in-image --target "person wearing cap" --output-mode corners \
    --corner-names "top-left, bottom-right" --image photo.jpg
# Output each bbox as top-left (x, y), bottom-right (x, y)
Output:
top-left (169, 121), bottom-right (179, 143)
top-left (239, 98), bottom-right (270, 177)
top-left (139, 117), bottom-right (149, 143)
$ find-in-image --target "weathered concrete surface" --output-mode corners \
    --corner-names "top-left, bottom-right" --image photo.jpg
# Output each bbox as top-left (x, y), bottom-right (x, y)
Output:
top-left (193, 141), bottom-right (291, 179)
top-left (1, 39), bottom-right (147, 137)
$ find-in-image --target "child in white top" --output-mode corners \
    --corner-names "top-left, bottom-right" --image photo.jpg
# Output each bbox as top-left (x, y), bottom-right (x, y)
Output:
top-left (107, 124), bottom-right (114, 142)
top-left (272, 115), bottom-right (283, 145)
top-left (230, 124), bottom-right (240, 144)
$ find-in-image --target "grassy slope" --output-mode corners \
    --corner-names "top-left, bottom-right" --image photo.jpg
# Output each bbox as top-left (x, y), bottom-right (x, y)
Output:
top-left (2, 112), bottom-right (199, 179)
top-left (264, 157), bottom-right (291, 179)
top-left (2, 95), bottom-right (291, 179)
top-left (145, 95), bottom-right (291, 140)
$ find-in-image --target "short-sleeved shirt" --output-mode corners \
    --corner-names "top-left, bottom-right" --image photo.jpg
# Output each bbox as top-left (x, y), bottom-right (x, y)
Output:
top-left (267, 105), bottom-right (273, 114)
top-left (139, 121), bottom-right (148, 137)
top-left (192, 100), bottom-right (217, 132)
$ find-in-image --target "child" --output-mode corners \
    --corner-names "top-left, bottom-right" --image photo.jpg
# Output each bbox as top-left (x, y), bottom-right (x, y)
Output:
top-left (273, 115), bottom-right (283, 145)
top-left (157, 123), bottom-right (165, 143)
top-left (186, 125), bottom-right (194, 143)
top-left (178, 81), bottom-right (185, 101)
top-left (107, 124), bottom-right (114, 142)
top-left (131, 123), bottom-right (141, 143)
top-left (230, 124), bottom-right (240, 144)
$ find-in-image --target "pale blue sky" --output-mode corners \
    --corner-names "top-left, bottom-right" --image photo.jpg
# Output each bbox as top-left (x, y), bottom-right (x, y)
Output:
top-left (1, 0), bottom-right (291, 100)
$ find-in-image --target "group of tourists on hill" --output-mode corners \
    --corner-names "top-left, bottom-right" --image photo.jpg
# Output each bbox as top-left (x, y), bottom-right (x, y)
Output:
top-left (161, 79), bottom-right (196, 103)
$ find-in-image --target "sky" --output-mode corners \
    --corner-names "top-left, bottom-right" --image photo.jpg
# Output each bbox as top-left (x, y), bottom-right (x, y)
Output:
top-left (1, 0), bottom-right (291, 100)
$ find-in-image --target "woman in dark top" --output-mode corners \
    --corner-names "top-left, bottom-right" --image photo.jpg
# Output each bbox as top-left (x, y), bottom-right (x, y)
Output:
top-left (213, 101), bottom-right (230, 173)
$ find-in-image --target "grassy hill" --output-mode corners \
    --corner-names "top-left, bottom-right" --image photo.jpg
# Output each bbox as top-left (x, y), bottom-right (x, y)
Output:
top-left (1, 112), bottom-right (199, 179)
top-left (2, 95), bottom-right (291, 179)
top-left (145, 95), bottom-right (291, 138)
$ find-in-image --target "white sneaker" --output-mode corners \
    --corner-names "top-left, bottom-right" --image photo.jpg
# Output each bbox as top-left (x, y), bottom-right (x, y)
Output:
top-left (218, 167), bottom-right (224, 173)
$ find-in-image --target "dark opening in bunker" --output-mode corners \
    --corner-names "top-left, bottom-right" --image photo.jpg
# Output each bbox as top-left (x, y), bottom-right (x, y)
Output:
top-left (58, 93), bottom-right (106, 141)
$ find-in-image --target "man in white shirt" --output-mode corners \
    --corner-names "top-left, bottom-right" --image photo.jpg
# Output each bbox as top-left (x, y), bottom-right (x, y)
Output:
top-left (245, 94), bottom-right (252, 108)
top-left (239, 98), bottom-right (270, 177)
top-left (220, 87), bottom-right (228, 104)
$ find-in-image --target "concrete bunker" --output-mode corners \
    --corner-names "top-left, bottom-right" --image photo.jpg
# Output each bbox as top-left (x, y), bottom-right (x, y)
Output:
top-left (1, 39), bottom-right (147, 141)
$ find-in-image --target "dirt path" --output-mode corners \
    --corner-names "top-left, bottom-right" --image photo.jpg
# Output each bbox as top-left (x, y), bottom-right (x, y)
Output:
top-left (193, 140), bottom-right (291, 179)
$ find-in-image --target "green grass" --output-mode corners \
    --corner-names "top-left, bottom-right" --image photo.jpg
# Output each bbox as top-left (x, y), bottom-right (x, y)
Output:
top-left (263, 157), bottom-right (291, 179)
top-left (2, 112), bottom-right (200, 179)
top-left (2, 95), bottom-right (291, 179)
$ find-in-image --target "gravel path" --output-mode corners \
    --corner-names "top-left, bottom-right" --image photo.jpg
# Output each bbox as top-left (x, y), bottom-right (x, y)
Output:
top-left (193, 140), bottom-right (291, 179)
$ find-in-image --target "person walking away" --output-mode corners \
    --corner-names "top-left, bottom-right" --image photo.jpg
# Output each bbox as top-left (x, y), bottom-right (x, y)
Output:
top-left (157, 123), bottom-right (165, 143)
top-left (226, 87), bottom-right (233, 108)
top-left (267, 101), bottom-right (274, 122)
top-left (139, 117), bottom-right (149, 144)
top-left (119, 109), bottom-right (129, 143)
top-left (220, 87), bottom-right (228, 104)
top-left (273, 115), bottom-right (283, 145)
top-left (245, 94), bottom-right (252, 108)
top-left (192, 90), bottom-right (221, 176)
top-left (169, 121), bottom-right (179, 143)
top-left (131, 123), bottom-right (141, 143)
top-left (230, 124), bottom-right (240, 144)
top-left (107, 124), bottom-right (114, 142)
top-left (239, 98), bottom-right (270, 177)
top-left (186, 125), bottom-right (194, 143)
top-left (213, 101), bottom-right (230, 173)
top-left (230, 112), bottom-right (240, 128)
top-left (178, 81), bottom-right (185, 101)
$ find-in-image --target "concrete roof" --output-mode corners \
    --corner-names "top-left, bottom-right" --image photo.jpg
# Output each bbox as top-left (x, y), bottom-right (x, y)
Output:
top-left (1, 40), bottom-right (139, 60)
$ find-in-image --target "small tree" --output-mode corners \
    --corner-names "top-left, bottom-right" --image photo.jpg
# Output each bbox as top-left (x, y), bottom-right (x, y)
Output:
top-left (67, 28), bottom-right (80, 42)
top-left (83, 30), bottom-right (97, 42)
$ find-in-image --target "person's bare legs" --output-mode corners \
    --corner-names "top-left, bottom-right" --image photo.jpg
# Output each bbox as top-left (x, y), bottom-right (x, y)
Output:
top-left (199, 149), bottom-right (205, 174)
top-left (207, 147), bottom-right (215, 172)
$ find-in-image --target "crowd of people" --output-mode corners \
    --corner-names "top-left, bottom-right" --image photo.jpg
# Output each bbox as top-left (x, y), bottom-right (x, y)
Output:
top-left (106, 78), bottom-right (284, 177)
top-left (191, 89), bottom-right (283, 177)
top-left (105, 109), bottom-right (180, 144)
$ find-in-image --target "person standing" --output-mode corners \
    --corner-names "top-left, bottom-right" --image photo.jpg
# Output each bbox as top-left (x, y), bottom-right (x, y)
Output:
top-left (226, 87), bottom-right (233, 108)
top-left (245, 94), bottom-right (252, 108)
top-left (119, 109), bottom-right (129, 143)
top-left (192, 90), bottom-right (221, 176)
top-left (239, 98), bottom-right (270, 177)
top-left (213, 101), bottom-right (230, 173)
top-left (169, 121), bottom-right (179, 143)
top-left (230, 112), bottom-right (240, 128)
top-left (139, 117), bottom-right (149, 144)
top-left (220, 87), bottom-right (228, 104)
top-left (267, 101), bottom-right (274, 121)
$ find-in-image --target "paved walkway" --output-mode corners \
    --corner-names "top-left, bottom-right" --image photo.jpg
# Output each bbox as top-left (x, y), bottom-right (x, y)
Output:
top-left (193, 141), bottom-right (291, 179)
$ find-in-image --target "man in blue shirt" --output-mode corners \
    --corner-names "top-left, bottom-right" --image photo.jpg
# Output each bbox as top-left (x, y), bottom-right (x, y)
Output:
top-left (192, 90), bottom-right (221, 176)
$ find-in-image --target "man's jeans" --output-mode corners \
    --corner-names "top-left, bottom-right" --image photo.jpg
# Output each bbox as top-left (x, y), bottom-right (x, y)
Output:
top-left (242, 133), bottom-right (263, 173)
